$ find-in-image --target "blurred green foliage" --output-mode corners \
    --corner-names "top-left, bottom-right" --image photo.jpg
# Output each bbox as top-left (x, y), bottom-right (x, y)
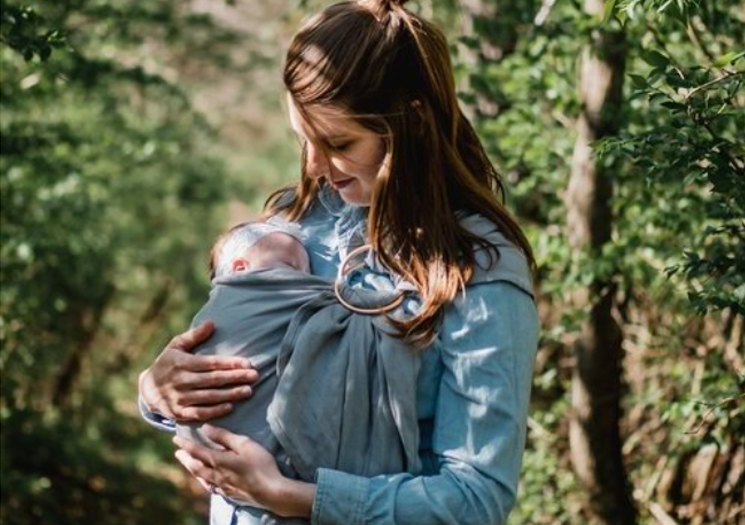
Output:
top-left (0, 1), bottom-right (239, 523)
top-left (446, 0), bottom-right (743, 522)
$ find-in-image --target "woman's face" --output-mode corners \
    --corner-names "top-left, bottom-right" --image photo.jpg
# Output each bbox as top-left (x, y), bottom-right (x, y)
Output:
top-left (287, 94), bottom-right (386, 206)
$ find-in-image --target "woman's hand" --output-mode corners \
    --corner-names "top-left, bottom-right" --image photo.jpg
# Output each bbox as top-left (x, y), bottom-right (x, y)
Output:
top-left (173, 426), bottom-right (316, 518)
top-left (138, 321), bottom-right (259, 422)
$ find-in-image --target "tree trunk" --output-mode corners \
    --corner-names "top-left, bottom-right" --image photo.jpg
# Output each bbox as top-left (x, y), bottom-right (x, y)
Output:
top-left (566, 1), bottom-right (636, 523)
top-left (458, 0), bottom-right (520, 121)
top-left (52, 286), bottom-right (113, 408)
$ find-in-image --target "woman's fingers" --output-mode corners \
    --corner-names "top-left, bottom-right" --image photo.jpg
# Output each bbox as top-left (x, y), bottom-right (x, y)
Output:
top-left (181, 368), bottom-right (258, 389)
top-left (174, 436), bottom-right (219, 466)
top-left (168, 320), bottom-right (216, 353)
top-left (139, 322), bottom-right (259, 423)
top-left (194, 476), bottom-right (212, 493)
top-left (173, 430), bottom-right (283, 510)
top-left (202, 425), bottom-right (249, 452)
top-left (179, 385), bottom-right (253, 406)
top-left (171, 403), bottom-right (233, 422)
top-left (174, 449), bottom-right (214, 483)
top-left (188, 354), bottom-right (257, 374)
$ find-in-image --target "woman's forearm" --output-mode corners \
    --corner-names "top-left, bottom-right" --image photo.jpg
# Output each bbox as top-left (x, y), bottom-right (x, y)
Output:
top-left (270, 478), bottom-right (316, 519)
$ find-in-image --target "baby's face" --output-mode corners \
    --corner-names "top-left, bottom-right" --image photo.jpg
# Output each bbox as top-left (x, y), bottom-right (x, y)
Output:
top-left (232, 232), bottom-right (310, 274)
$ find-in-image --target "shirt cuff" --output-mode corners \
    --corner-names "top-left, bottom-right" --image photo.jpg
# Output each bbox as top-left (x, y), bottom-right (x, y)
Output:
top-left (311, 468), bottom-right (369, 525)
top-left (138, 396), bottom-right (176, 432)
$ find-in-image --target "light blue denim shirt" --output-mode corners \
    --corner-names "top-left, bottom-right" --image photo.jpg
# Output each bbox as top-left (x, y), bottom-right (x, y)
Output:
top-left (141, 186), bottom-right (540, 525)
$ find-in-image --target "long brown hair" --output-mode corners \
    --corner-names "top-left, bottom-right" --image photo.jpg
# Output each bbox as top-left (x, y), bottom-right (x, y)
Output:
top-left (265, 0), bottom-right (536, 347)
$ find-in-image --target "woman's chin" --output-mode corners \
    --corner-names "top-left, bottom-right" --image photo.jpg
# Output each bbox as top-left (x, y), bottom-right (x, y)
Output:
top-left (337, 189), bottom-right (371, 207)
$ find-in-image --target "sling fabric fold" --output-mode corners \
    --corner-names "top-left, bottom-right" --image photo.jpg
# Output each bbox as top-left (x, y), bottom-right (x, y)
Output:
top-left (177, 269), bottom-right (423, 507)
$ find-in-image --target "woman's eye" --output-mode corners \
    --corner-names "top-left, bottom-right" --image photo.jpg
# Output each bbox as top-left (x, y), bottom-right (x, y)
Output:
top-left (329, 141), bottom-right (352, 151)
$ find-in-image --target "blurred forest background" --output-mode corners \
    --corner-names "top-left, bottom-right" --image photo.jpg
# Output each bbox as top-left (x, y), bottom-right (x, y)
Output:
top-left (0, 0), bottom-right (742, 524)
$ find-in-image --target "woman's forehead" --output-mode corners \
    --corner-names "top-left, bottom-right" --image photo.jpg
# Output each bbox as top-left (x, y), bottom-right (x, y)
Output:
top-left (286, 94), bottom-right (362, 140)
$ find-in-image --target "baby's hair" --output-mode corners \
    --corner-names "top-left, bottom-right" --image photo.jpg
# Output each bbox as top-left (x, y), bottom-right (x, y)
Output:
top-left (209, 220), bottom-right (306, 280)
top-left (209, 221), bottom-right (253, 280)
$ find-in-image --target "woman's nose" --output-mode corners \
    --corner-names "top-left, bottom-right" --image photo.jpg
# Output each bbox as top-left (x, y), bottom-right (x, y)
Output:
top-left (305, 143), bottom-right (329, 180)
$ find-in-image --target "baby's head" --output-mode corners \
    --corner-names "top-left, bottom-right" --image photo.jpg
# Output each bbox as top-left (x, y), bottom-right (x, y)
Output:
top-left (209, 221), bottom-right (310, 280)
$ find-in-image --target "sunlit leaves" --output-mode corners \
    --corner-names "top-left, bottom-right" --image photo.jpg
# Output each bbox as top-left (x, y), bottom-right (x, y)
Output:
top-left (0, 4), bottom-right (67, 62)
top-left (1, 1), bottom-right (233, 523)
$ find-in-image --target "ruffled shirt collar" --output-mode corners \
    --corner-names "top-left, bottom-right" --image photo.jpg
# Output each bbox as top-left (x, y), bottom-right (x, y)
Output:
top-left (317, 183), bottom-right (369, 261)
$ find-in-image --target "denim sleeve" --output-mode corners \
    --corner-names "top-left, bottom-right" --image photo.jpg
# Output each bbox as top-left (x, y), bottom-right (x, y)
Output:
top-left (311, 280), bottom-right (540, 525)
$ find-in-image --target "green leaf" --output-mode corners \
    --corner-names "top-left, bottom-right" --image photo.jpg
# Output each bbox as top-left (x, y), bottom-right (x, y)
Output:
top-left (629, 73), bottom-right (647, 89)
top-left (714, 52), bottom-right (737, 68)
top-left (714, 50), bottom-right (745, 68)
top-left (640, 49), bottom-right (670, 68)
top-left (661, 101), bottom-right (684, 110)
top-left (602, 0), bottom-right (618, 25)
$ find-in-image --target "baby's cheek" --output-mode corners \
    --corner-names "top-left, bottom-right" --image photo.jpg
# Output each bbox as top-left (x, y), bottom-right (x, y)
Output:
top-left (297, 250), bottom-right (311, 273)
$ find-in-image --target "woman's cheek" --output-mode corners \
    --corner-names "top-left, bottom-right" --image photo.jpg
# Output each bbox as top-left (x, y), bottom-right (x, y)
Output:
top-left (331, 158), bottom-right (357, 176)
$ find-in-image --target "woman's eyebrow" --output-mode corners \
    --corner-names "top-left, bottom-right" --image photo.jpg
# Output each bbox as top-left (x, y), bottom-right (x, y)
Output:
top-left (292, 127), bottom-right (349, 143)
top-left (324, 133), bottom-right (347, 140)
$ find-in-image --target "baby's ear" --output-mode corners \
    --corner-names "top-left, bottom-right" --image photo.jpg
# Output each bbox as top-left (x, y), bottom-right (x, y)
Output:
top-left (232, 258), bottom-right (250, 273)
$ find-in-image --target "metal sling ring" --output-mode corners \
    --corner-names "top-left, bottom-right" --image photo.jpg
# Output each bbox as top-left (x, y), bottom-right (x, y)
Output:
top-left (334, 244), bottom-right (406, 315)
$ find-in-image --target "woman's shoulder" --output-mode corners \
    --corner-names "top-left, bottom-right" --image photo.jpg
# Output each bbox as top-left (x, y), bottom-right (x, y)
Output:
top-left (456, 210), bottom-right (535, 299)
top-left (436, 213), bottom-right (539, 352)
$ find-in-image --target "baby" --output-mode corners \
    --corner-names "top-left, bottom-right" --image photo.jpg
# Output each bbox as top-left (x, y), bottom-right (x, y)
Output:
top-left (178, 220), bottom-right (311, 451)
top-left (177, 219), bottom-right (421, 513)
top-left (208, 221), bottom-right (310, 279)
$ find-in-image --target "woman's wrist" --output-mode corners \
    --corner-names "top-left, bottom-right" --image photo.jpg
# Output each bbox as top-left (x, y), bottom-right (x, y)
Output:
top-left (268, 476), bottom-right (316, 519)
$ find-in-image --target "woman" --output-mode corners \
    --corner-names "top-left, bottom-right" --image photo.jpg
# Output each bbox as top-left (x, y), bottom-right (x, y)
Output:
top-left (138, 0), bottom-right (540, 523)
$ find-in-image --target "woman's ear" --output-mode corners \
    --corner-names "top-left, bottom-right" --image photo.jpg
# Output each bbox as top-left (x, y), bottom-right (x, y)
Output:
top-left (232, 258), bottom-right (250, 273)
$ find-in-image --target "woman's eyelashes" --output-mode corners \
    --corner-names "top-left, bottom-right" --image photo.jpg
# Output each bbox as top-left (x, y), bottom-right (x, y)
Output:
top-left (294, 134), bottom-right (352, 153)
top-left (328, 140), bottom-right (353, 152)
